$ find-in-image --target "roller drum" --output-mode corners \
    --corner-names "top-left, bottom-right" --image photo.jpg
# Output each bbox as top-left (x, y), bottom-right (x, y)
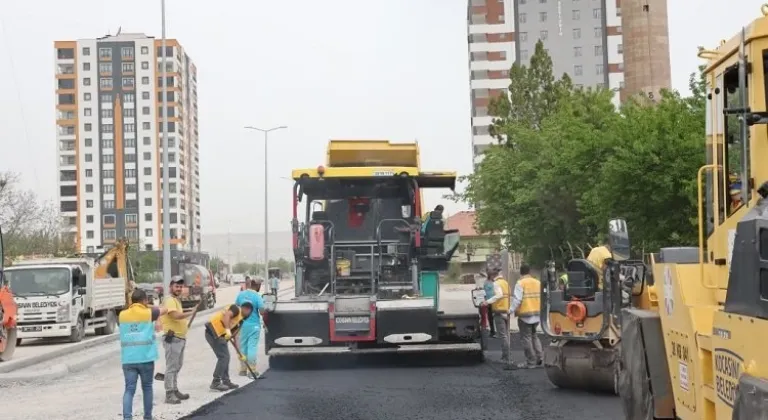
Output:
top-left (543, 342), bottom-right (619, 394)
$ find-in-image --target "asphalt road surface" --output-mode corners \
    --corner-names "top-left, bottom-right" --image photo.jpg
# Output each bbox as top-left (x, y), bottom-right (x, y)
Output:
top-left (184, 336), bottom-right (623, 420)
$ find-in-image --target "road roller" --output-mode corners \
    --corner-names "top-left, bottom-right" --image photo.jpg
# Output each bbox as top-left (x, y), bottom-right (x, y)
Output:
top-left (539, 218), bottom-right (654, 394)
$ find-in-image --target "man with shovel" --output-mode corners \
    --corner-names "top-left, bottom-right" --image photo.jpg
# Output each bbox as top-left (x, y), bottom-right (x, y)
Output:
top-left (159, 276), bottom-right (197, 404)
top-left (235, 278), bottom-right (267, 379)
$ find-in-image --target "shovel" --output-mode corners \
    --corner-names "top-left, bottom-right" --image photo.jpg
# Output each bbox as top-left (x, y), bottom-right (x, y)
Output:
top-left (154, 306), bottom-right (199, 381)
top-left (230, 336), bottom-right (265, 380)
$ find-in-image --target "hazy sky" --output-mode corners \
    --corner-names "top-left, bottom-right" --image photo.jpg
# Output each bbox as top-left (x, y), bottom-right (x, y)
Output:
top-left (0, 0), bottom-right (764, 234)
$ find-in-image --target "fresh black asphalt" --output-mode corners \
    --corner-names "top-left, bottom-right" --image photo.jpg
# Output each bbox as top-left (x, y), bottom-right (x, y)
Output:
top-left (183, 336), bottom-right (623, 420)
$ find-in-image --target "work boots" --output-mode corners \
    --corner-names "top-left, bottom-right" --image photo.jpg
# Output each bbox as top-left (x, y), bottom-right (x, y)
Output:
top-left (175, 390), bottom-right (190, 400)
top-left (222, 379), bottom-right (240, 390)
top-left (165, 391), bottom-right (181, 404)
top-left (210, 380), bottom-right (230, 392)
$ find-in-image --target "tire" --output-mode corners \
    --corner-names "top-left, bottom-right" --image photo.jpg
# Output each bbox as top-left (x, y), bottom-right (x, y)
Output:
top-left (16, 338), bottom-right (22, 347)
top-left (69, 316), bottom-right (85, 343)
top-left (97, 310), bottom-right (117, 335)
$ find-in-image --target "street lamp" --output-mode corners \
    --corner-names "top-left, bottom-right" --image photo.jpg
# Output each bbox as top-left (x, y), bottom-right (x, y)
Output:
top-left (244, 125), bottom-right (287, 291)
top-left (161, 0), bottom-right (172, 296)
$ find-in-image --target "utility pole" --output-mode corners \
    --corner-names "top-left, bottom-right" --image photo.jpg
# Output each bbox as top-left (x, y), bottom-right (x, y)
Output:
top-left (244, 125), bottom-right (287, 291)
top-left (160, 0), bottom-right (172, 296)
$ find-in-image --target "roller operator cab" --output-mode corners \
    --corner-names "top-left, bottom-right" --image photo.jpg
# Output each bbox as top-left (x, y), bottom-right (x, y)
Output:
top-left (619, 6), bottom-right (768, 419)
top-left (539, 218), bottom-right (653, 394)
top-left (264, 140), bottom-right (483, 359)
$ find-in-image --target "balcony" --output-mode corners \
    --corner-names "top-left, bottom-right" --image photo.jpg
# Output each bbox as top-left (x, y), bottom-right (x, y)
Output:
top-left (59, 139), bottom-right (76, 151)
top-left (59, 155), bottom-right (76, 166)
top-left (56, 64), bottom-right (75, 75)
top-left (57, 125), bottom-right (76, 136)
top-left (59, 170), bottom-right (76, 182)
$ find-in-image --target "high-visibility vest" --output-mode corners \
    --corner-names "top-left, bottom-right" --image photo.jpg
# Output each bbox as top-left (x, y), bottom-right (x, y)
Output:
top-left (559, 273), bottom-right (568, 286)
top-left (515, 275), bottom-right (541, 317)
top-left (490, 277), bottom-right (510, 313)
top-left (119, 303), bottom-right (158, 365)
top-left (208, 304), bottom-right (244, 337)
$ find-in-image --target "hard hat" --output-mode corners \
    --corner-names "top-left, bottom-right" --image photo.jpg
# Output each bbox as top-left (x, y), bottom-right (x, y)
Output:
top-left (170, 276), bottom-right (185, 284)
top-left (730, 188), bottom-right (741, 195)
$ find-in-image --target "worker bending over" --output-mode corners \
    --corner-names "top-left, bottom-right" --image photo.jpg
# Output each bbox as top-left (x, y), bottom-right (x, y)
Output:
top-left (160, 276), bottom-right (196, 404)
top-left (507, 264), bottom-right (544, 370)
top-left (204, 303), bottom-right (251, 391)
top-left (119, 289), bottom-right (169, 420)
top-left (235, 279), bottom-right (267, 379)
top-left (587, 243), bottom-right (612, 289)
top-left (481, 268), bottom-right (511, 365)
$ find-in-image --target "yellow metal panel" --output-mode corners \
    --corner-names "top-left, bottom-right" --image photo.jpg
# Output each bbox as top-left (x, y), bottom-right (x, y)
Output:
top-left (292, 167), bottom-right (421, 179)
top-left (326, 140), bottom-right (420, 168)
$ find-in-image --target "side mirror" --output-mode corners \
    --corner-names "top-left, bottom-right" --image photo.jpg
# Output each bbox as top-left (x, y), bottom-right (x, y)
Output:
top-left (78, 287), bottom-right (87, 295)
top-left (607, 218), bottom-right (631, 261)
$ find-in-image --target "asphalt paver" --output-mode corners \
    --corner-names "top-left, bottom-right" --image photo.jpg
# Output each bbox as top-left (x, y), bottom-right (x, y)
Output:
top-left (184, 336), bottom-right (623, 420)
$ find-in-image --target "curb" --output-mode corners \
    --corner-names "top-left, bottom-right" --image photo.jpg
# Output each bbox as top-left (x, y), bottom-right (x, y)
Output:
top-left (0, 286), bottom-right (295, 383)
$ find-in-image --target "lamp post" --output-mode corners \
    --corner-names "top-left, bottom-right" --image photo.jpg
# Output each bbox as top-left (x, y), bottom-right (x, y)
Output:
top-left (161, 0), bottom-right (172, 296)
top-left (244, 125), bottom-right (287, 291)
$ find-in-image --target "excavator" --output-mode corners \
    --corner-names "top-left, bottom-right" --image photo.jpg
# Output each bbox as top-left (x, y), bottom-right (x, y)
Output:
top-left (0, 225), bottom-right (19, 361)
top-left (539, 222), bottom-right (652, 394)
top-left (619, 5), bottom-right (768, 419)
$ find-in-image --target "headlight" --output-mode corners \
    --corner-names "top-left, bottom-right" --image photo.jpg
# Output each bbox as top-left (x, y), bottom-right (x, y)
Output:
top-left (57, 303), bottom-right (70, 322)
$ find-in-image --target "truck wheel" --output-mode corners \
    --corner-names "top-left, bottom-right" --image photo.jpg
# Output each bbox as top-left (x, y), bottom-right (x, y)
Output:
top-left (69, 316), bottom-right (85, 343)
top-left (16, 338), bottom-right (22, 347)
top-left (96, 310), bottom-right (117, 335)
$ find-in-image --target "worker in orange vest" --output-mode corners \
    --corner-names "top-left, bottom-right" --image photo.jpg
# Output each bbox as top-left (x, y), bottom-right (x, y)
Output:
top-left (507, 264), bottom-right (543, 370)
top-left (481, 267), bottom-right (511, 365)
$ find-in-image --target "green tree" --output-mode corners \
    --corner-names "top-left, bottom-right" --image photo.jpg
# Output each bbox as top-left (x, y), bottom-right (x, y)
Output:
top-left (127, 241), bottom-right (160, 283)
top-left (209, 256), bottom-right (224, 274)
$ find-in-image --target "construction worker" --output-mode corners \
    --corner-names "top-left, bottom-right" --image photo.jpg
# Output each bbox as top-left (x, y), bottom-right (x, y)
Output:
top-left (119, 289), bottom-right (169, 420)
top-left (507, 264), bottom-right (544, 370)
top-left (235, 279), bottom-right (267, 379)
top-left (586, 243), bottom-right (612, 290)
top-left (420, 204), bottom-right (444, 234)
top-left (558, 272), bottom-right (568, 290)
top-left (730, 184), bottom-right (742, 212)
top-left (205, 302), bottom-right (253, 391)
top-left (160, 276), bottom-right (196, 404)
top-left (481, 273), bottom-right (497, 337)
top-left (481, 267), bottom-right (511, 365)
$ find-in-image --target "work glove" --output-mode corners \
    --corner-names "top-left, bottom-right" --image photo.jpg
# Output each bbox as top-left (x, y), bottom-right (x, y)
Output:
top-left (223, 329), bottom-right (232, 341)
top-left (239, 354), bottom-right (247, 362)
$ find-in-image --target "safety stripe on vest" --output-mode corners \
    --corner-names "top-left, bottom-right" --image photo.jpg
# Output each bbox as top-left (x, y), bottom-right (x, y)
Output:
top-left (121, 340), bottom-right (153, 347)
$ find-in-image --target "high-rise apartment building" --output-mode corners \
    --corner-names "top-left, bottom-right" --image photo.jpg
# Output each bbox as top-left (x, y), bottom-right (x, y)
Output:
top-left (55, 33), bottom-right (201, 253)
top-left (467, 0), bottom-right (670, 164)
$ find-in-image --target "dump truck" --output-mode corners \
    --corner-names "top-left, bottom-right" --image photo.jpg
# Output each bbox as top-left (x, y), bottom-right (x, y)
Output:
top-left (6, 239), bottom-right (133, 343)
top-left (619, 6), bottom-right (768, 418)
top-left (0, 225), bottom-right (18, 361)
top-left (264, 140), bottom-right (482, 360)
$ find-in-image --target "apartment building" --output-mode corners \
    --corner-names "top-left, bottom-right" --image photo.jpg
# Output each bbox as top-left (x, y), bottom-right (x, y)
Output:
top-left (55, 33), bottom-right (201, 253)
top-left (467, 0), bottom-right (670, 164)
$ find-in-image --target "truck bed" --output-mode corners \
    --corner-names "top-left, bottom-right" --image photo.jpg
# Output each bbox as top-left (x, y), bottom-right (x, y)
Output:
top-left (90, 277), bottom-right (126, 311)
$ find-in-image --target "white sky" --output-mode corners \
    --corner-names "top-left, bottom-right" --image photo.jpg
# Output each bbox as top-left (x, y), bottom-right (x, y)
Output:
top-left (0, 0), bottom-right (764, 234)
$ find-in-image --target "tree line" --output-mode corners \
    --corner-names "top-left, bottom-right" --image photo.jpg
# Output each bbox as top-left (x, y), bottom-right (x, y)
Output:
top-left (455, 41), bottom-right (706, 267)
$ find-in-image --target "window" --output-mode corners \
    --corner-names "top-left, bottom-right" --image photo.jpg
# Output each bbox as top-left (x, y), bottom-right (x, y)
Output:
top-left (104, 200), bottom-right (115, 209)
top-left (143, 122), bottom-right (151, 130)
top-left (125, 153), bottom-right (137, 162)
top-left (124, 93), bottom-right (135, 103)
top-left (619, 81), bottom-right (625, 89)
top-left (573, 28), bottom-right (581, 39)
top-left (85, 184), bottom-right (93, 192)
top-left (99, 63), bottom-right (112, 74)
top-left (520, 32), bottom-right (528, 42)
top-left (102, 169), bottom-right (114, 178)
top-left (124, 108), bottom-right (135, 118)
top-left (574, 47), bottom-right (582, 57)
top-left (85, 123), bottom-right (92, 132)
top-left (122, 77), bottom-right (135, 88)
top-left (540, 30), bottom-right (548, 41)
top-left (101, 139), bottom-right (114, 148)
top-left (142, 77), bottom-right (150, 85)
top-left (86, 231), bottom-right (94, 239)
top-left (595, 45), bottom-right (603, 56)
top-left (593, 8), bottom-right (602, 19)
top-left (617, 7), bottom-right (621, 16)
top-left (86, 200), bottom-right (94, 208)
top-left (144, 198), bottom-right (152, 206)
top-left (125, 214), bottom-right (138, 225)
top-left (121, 47), bottom-right (134, 58)
top-left (574, 65), bottom-right (583, 76)
top-left (142, 92), bottom-right (150, 100)
top-left (125, 169), bottom-right (137, 178)
top-left (85, 169), bottom-right (93, 177)
top-left (539, 12), bottom-right (547, 22)
top-left (141, 46), bottom-right (149, 55)
top-left (103, 229), bottom-right (116, 241)
top-left (145, 229), bottom-right (153, 237)
top-left (83, 77), bottom-right (91, 86)
top-left (143, 137), bottom-right (151, 145)
top-left (572, 10), bottom-right (580, 20)
top-left (143, 152), bottom-right (152, 161)
top-left (85, 138), bottom-right (92, 147)
top-left (100, 78), bottom-right (113, 89)
top-left (144, 182), bottom-right (152, 191)
top-left (98, 48), bottom-right (111, 59)
top-left (142, 61), bottom-right (149, 70)
top-left (167, 138), bottom-right (176, 147)
top-left (101, 124), bottom-right (114, 133)
top-left (85, 153), bottom-right (93, 162)
top-left (101, 93), bottom-right (111, 103)
top-left (617, 43), bottom-right (623, 54)
top-left (84, 92), bottom-right (92, 101)
top-left (86, 215), bottom-right (94, 223)
top-left (143, 167), bottom-right (152, 175)
top-left (83, 62), bottom-right (90, 71)
top-left (104, 214), bottom-right (116, 225)
top-left (519, 13), bottom-right (527, 23)
top-left (521, 50), bottom-right (529, 60)
top-left (125, 138), bottom-right (136, 148)
top-left (142, 106), bottom-right (150, 115)
top-left (84, 108), bottom-right (92, 116)
top-left (101, 109), bottom-right (113, 118)
top-left (82, 47), bottom-right (90, 56)
top-left (596, 64), bottom-right (604, 75)
top-left (170, 198), bottom-right (178, 208)
top-left (595, 27), bottom-right (603, 38)
top-left (125, 229), bottom-right (139, 240)
top-left (102, 154), bottom-right (114, 164)
top-left (122, 62), bottom-right (135, 73)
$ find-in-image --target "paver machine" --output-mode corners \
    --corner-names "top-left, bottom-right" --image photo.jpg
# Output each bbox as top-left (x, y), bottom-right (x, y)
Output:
top-left (539, 219), bottom-right (652, 394)
top-left (0, 225), bottom-right (19, 361)
top-left (619, 6), bottom-right (768, 419)
top-left (264, 140), bottom-right (482, 360)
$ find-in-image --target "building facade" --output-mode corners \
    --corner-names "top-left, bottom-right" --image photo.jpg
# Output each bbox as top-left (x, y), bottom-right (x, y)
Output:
top-left (55, 33), bottom-right (201, 253)
top-left (467, 0), bottom-right (670, 164)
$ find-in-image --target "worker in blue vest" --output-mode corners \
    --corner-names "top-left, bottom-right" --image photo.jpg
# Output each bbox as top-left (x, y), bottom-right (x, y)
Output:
top-left (235, 278), bottom-right (267, 379)
top-left (119, 288), bottom-right (168, 420)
